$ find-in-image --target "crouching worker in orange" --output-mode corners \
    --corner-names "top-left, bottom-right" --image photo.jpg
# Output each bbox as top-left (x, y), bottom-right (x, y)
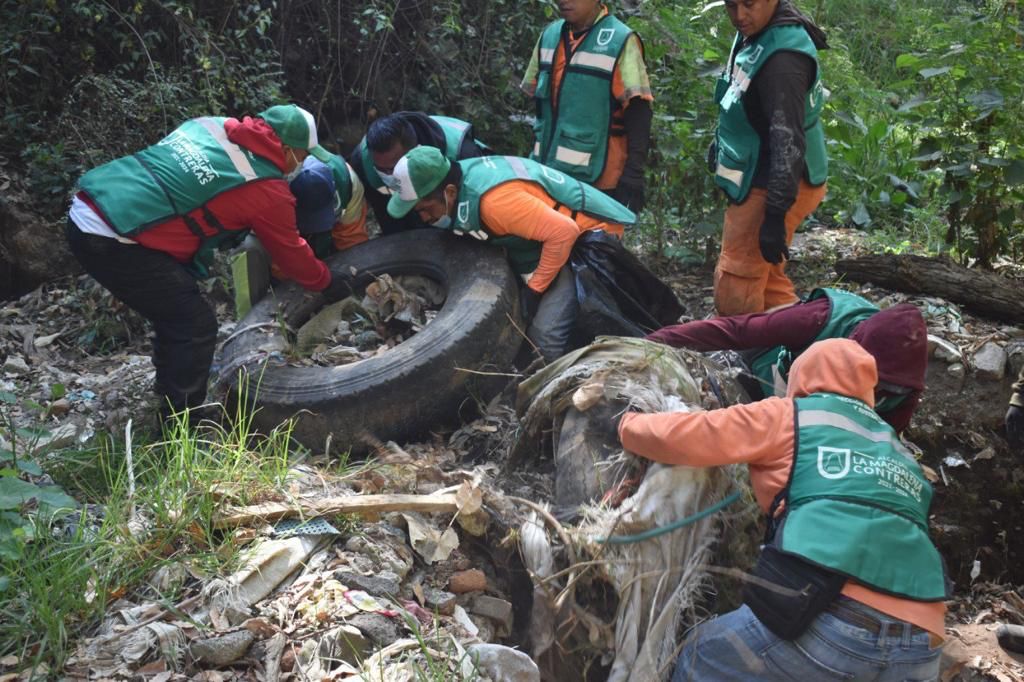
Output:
top-left (386, 147), bottom-right (636, 361)
top-left (619, 338), bottom-right (948, 681)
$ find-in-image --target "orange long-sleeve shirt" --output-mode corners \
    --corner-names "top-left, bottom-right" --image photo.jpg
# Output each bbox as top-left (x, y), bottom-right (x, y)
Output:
top-left (618, 339), bottom-right (946, 638)
top-left (478, 181), bottom-right (624, 293)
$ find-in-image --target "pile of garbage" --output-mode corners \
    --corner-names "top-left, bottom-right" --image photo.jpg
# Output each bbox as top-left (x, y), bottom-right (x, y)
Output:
top-left (63, 449), bottom-right (538, 681)
top-left (512, 338), bottom-right (750, 680)
top-left (288, 274), bottom-right (445, 367)
top-left (49, 337), bottom-right (750, 681)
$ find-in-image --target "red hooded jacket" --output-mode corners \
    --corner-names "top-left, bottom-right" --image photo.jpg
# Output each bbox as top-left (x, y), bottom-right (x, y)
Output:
top-left (77, 116), bottom-right (331, 291)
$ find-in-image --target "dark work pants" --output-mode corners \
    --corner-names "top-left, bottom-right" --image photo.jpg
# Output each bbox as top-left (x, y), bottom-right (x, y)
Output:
top-left (65, 220), bottom-right (218, 415)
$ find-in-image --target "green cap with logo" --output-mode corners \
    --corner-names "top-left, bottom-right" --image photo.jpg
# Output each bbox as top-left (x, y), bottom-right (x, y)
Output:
top-left (386, 145), bottom-right (452, 218)
top-left (259, 104), bottom-right (331, 163)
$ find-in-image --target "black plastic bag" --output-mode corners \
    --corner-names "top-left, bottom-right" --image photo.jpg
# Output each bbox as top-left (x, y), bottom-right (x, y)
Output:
top-left (568, 230), bottom-right (685, 346)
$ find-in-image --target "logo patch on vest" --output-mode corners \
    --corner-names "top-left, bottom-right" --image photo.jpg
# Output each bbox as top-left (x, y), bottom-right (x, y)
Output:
top-left (597, 28), bottom-right (615, 47)
top-left (157, 129), bottom-right (219, 186)
top-left (541, 166), bottom-right (566, 184)
top-left (809, 80), bottom-right (824, 108)
top-left (457, 201), bottom-right (470, 225)
top-left (748, 44), bottom-right (765, 65)
top-left (817, 447), bottom-right (851, 479)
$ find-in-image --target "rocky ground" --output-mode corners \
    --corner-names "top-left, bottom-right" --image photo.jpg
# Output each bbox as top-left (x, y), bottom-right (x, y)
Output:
top-left (1, 225), bottom-right (1023, 680)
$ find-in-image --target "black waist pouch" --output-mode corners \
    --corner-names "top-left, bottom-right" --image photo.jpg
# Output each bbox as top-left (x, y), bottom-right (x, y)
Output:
top-left (743, 546), bottom-right (846, 640)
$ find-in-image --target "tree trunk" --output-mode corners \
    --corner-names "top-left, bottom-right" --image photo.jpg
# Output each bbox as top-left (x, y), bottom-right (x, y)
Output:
top-left (834, 253), bottom-right (1024, 322)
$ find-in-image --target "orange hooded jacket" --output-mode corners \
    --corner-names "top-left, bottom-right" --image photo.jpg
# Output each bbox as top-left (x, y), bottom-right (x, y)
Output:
top-left (618, 338), bottom-right (946, 637)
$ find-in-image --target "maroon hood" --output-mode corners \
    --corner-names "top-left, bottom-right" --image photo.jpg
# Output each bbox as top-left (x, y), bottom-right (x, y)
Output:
top-left (849, 304), bottom-right (927, 391)
top-left (225, 116), bottom-right (288, 172)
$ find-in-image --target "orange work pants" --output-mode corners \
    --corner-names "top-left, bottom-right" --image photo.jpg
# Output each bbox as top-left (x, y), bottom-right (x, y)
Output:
top-left (713, 180), bottom-right (827, 316)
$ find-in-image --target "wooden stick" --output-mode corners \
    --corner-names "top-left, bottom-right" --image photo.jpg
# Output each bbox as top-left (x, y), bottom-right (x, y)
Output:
top-left (835, 253), bottom-right (1024, 323)
top-left (264, 632), bottom-right (287, 682)
top-left (212, 493), bottom-right (460, 529)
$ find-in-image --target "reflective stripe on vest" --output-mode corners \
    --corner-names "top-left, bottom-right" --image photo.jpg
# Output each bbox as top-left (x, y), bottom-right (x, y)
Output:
top-left (77, 117), bottom-right (282, 277)
top-left (713, 25), bottom-right (827, 202)
top-left (440, 156), bottom-right (635, 274)
top-left (531, 15), bottom-right (636, 183)
top-left (193, 117), bottom-right (259, 181)
top-left (323, 153), bottom-right (354, 211)
top-left (776, 393), bottom-right (948, 601)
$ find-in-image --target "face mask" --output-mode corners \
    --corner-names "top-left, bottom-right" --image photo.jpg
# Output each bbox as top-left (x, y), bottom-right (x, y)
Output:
top-left (377, 171), bottom-right (399, 191)
top-left (431, 194), bottom-right (452, 229)
top-left (284, 150), bottom-right (302, 181)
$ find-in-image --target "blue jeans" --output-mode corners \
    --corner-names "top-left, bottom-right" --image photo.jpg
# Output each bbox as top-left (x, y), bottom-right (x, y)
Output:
top-left (672, 600), bottom-right (941, 681)
top-left (527, 266), bottom-right (578, 361)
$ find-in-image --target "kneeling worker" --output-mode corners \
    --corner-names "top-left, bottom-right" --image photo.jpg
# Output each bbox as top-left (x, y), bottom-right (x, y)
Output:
top-left (349, 112), bottom-right (489, 235)
top-left (233, 151), bottom-right (369, 316)
top-left (647, 288), bottom-right (928, 433)
top-left (620, 338), bottom-right (947, 680)
top-left (292, 153), bottom-right (369, 256)
top-left (386, 146), bottom-right (635, 361)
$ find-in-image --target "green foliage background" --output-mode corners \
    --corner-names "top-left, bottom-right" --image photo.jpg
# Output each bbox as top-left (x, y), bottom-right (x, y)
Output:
top-left (1, 0), bottom-right (1022, 265)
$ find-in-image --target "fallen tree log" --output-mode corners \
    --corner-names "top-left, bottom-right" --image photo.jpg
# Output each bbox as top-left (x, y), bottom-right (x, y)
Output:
top-left (834, 254), bottom-right (1024, 323)
top-left (213, 493), bottom-right (460, 529)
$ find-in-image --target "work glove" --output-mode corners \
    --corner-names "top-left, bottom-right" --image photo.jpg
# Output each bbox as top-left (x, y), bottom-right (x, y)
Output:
top-left (706, 139), bottom-right (718, 174)
top-left (322, 271), bottom-right (355, 303)
top-left (520, 287), bottom-right (542, 323)
top-left (1006, 404), bottom-right (1024, 449)
top-left (611, 180), bottom-right (646, 214)
top-left (758, 210), bottom-right (789, 265)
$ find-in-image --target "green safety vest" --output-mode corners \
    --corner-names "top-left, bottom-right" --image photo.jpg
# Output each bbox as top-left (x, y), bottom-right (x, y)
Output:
top-left (355, 115), bottom-right (476, 193)
top-left (773, 393), bottom-right (947, 601)
top-left (713, 24), bottom-right (828, 202)
top-left (750, 288), bottom-right (879, 396)
top-left (78, 116), bottom-right (282, 277)
top-left (531, 14), bottom-right (636, 184)
top-left (443, 156), bottom-right (635, 274)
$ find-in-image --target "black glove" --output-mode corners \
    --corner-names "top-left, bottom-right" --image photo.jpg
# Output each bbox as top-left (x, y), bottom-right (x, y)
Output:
top-left (759, 210), bottom-right (790, 265)
top-left (520, 287), bottom-right (542, 322)
top-left (322, 271), bottom-right (354, 303)
top-left (706, 139), bottom-right (718, 174)
top-left (612, 180), bottom-right (646, 214)
top-left (1007, 404), bottom-right (1024, 449)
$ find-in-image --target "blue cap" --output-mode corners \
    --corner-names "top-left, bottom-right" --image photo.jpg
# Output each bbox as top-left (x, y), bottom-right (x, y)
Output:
top-left (289, 157), bottom-right (338, 234)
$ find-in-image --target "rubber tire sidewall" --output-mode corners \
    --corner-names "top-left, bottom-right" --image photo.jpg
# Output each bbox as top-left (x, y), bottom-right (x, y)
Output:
top-left (219, 230), bottom-right (523, 452)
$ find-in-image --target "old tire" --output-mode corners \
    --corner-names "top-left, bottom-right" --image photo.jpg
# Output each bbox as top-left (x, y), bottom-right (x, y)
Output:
top-left (218, 230), bottom-right (523, 452)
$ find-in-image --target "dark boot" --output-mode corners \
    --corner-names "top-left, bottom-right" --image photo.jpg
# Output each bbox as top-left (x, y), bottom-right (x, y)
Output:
top-left (997, 623), bottom-right (1024, 654)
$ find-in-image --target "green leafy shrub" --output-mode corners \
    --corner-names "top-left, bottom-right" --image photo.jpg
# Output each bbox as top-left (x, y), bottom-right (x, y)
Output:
top-left (628, 3), bottom-right (730, 262)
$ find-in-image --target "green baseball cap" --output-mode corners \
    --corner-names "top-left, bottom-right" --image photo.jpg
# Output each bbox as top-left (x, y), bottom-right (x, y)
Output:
top-left (259, 104), bottom-right (331, 163)
top-left (386, 146), bottom-right (452, 218)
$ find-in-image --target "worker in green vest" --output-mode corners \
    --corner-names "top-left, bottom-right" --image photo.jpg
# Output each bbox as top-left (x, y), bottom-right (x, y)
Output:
top-left (522, 0), bottom-right (653, 213)
top-left (620, 338), bottom-right (948, 679)
top-left (646, 288), bottom-right (929, 433)
top-left (348, 112), bottom-right (489, 235)
top-left (66, 105), bottom-right (354, 426)
top-left (385, 146), bottom-right (635, 361)
top-left (232, 151), bottom-right (369, 317)
top-left (711, 0), bottom-right (828, 316)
